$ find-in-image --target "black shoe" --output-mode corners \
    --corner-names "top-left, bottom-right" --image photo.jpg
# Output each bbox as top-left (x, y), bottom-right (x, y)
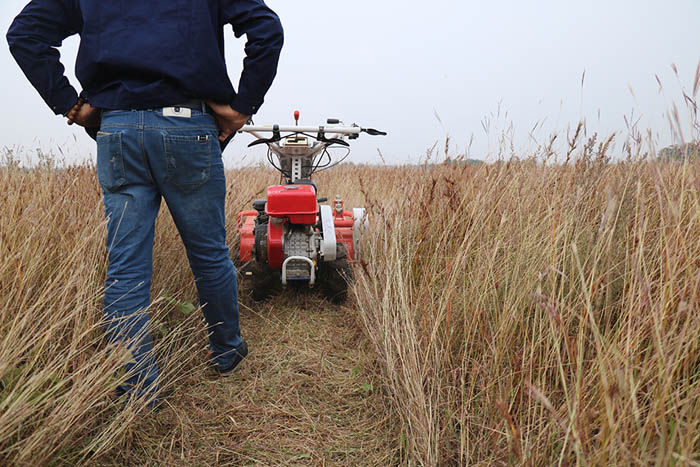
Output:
top-left (215, 340), bottom-right (248, 375)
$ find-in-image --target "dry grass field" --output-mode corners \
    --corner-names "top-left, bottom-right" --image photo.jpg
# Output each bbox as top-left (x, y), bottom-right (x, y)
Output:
top-left (1, 139), bottom-right (700, 464)
top-left (354, 156), bottom-right (700, 465)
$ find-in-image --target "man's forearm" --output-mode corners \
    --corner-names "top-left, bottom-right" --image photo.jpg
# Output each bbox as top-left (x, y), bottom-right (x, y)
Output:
top-left (233, 27), bottom-right (284, 116)
top-left (6, 0), bottom-right (80, 116)
top-left (225, 0), bottom-right (284, 116)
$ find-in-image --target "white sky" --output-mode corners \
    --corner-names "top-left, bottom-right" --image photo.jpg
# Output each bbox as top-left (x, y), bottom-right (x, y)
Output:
top-left (1, 0), bottom-right (699, 165)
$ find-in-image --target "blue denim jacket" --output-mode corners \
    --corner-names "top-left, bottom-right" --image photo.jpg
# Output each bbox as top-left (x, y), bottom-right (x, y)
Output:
top-left (6, 0), bottom-right (283, 117)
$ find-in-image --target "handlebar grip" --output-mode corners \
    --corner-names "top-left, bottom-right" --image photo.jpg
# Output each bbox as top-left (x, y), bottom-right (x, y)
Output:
top-left (326, 118), bottom-right (340, 124)
top-left (363, 128), bottom-right (388, 136)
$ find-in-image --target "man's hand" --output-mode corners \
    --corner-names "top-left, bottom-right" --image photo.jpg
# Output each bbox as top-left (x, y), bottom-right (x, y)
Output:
top-left (206, 100), bottom-right (249, 143)
top-left (66, 98), bottom-right (101, 128)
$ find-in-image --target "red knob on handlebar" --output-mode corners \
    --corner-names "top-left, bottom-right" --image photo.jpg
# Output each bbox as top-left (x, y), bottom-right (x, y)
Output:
top-left (294, 110), bottom-right (300, 125)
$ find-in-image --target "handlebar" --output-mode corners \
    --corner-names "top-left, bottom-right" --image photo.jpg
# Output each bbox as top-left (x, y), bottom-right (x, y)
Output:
top-left (240, 125), bottom-right (361, 135)
top-left (236, 118), bottom-right (386, 179)
top-left (239, 124), bottom-right (387, 137)
top-left (238, 120), bottom-right (386, 151)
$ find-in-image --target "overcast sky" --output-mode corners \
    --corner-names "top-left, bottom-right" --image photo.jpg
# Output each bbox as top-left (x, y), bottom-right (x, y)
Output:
top-left (1, 0), bottom-right (699, 165)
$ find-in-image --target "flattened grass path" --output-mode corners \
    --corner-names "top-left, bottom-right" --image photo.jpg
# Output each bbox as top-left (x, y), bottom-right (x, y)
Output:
top-left (105, 291), bottom-right (399, 465)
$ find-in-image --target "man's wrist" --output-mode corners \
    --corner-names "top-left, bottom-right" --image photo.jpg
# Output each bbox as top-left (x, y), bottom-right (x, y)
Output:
top-left (230, 96), bottom-right (259, 116)
top-left (60, 103), bottom-right (75, 118)
top-left (62, 97), bottom-right (83, 118)
top-left (52, 85), bottom-right (80, 117)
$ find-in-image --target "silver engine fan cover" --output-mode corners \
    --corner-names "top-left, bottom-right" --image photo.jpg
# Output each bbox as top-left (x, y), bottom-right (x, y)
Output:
top-left (319, 205), bottom-right (337, 262)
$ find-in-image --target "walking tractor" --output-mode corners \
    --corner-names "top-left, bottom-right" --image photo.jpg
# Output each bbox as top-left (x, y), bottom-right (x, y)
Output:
top-left (234, 111), bottom-right (386, 303)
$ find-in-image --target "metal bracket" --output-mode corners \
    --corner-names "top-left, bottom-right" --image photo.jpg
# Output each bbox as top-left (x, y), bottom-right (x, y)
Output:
top-left (291, 157), bottom-right (302, 181)
top-left (281, 256), bottom-right (316, 286)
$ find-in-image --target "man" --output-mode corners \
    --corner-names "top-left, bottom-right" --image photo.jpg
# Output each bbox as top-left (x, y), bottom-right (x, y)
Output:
top-left (7, 0), bottom-right (283, 404)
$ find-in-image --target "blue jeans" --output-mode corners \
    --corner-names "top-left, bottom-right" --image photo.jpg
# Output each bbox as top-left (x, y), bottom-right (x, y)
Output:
top-left (97, 108), bottom-right (243, 396)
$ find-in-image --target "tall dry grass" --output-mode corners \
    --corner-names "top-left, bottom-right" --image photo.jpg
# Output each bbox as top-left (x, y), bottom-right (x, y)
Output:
top-left (2, 138), bottom-right (700, 464)
top-left (0, 157), bottom-right (277, 464)
top-left (353, 152), bottom-right (700, 464)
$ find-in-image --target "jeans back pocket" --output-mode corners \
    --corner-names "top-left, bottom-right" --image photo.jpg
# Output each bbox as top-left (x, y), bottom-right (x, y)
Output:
top-left (163, 134), bottom-right (214, 191)
top-left (96, 131), bottom-right (126, 192)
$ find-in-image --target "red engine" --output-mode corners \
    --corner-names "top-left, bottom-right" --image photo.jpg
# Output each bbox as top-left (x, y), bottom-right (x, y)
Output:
top-left (237, 185), bottom-right (359, 270)
top-left (236, 183), bottom-right (363, 301)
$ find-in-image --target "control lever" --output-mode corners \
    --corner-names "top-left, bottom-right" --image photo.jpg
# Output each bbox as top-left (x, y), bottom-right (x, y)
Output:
top-left (248, 138), bottom-right (278, 147)
top-left (248, 124), bottom-right (282, 147)
top-left (324, 138), bottom-right (349, 147)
